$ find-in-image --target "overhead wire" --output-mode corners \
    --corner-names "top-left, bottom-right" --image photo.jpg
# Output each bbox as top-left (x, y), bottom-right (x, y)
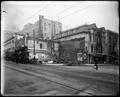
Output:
top-left (5, 2), bottom-right (52, 35)
top-left (59, 4), bottom-right (94, 20)
top-left (49, 2), bottom-right (84, 21)
top-left (17, 2), bottom-right (84, 31)
top-left (58, 4), bottom-right (95, 31)
top-left (17, 2), bottom-right (52, 27)
top-left (56, 2), bottom-right (84, 16)
top-left (5, 2), bottom-right (94, 35)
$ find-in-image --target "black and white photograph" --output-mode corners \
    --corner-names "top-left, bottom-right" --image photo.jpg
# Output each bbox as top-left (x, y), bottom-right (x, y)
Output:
top-left (1, 1), bottom-right (119, 96)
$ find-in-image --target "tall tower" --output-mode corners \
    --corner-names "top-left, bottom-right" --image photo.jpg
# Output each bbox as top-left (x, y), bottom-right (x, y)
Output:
top-left (39, 15), bottom-right (44, 39)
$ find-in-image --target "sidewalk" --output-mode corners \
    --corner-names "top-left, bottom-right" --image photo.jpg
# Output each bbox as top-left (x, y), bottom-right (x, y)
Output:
top-left (58, 65), bottom-right (119, 75)
top-left (44, 63), bottom-right (119, 75)
top-left (3, 61), bottom-right (119, 75)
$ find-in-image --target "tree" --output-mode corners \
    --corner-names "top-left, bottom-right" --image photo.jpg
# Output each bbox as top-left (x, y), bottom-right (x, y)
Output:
top-left (4, 50), bottom-right (13, 61)
top-left (13, 46), bottom-right (29, 64)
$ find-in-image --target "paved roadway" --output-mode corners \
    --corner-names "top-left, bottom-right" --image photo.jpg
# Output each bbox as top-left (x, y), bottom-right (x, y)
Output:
top-left (2, 61), bottom-right (119, 96)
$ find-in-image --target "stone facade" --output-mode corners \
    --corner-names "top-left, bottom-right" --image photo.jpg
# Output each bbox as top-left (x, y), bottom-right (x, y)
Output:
top-left (3, 33), bottom-right (24, 52)
top-left (3, 36), bottom-right (16, 52)
top-left (105, 30), bottom-right (119, 64)
top-left (14, 33), bottom-right (59, 61)
top-left (22, 15), bottom-right (62, 40)
top-left (54, 23), bottom-right (119, 64)
top-left (54, 23), bottom-right (98, 64)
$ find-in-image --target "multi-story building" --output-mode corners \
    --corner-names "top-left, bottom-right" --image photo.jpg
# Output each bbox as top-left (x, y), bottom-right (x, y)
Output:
top-left (105, 30), bottom-right (119, 64)
top-left (93, 27), bottom-right (107, 63)
top-left (3, 33), bottom-right (24, 52)
top-left (54, 23), bottom-right (99, 64)
top-left (3, 36), bottom-right (16, 52)
top-left (15, 33), bottom-right (59, 61)
top-left (54, 23), bottom-right (115, 64)
top-left (22, 15), bottom-right (62, 40)
top-left (3, 20), bottom-right (118, 65)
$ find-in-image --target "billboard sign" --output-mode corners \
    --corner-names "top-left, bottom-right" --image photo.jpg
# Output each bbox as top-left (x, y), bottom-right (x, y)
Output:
top-left (77, 52), bottom-right (83, 61)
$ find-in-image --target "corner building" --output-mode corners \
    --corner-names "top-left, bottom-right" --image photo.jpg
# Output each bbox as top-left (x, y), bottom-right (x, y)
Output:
top-left (54, 23), bottom-right (116, 64)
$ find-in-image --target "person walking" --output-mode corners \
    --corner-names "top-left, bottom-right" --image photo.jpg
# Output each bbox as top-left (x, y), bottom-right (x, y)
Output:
top-left (94, 57), bottom-right (98, 70)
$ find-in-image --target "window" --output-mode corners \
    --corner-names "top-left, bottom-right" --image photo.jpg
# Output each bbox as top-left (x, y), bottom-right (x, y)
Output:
top-left (93, 36), bottom-right (94, 42)
top-left (59, 25), bottom-right (61, 29)
top-left (94, 46), bottom-right (96, 53)
top-left (37, 41), bottom-right (39, 44)
top-left (91, 45), bottom-right (93, 53)
top-left (44, 26), bottom-right (46, 30)
top-left (44, 33), bottom-right (46, 37)
top-left (12, 40), bottom-right (14, 44)
top-left (90, 29), bottom-right (94, 33)
top-left (44, 23), bottom-right (46, 30)
top-left (86, 47), bottom-right (88, 52)
top-left (49, 23), bottom-right (50, 27)
top-left (90, 35), bottom-right (91, 42)
top-left (93, 36), bottom-right (95, 42)
top-left (40, 43), bottom-right (42, 49)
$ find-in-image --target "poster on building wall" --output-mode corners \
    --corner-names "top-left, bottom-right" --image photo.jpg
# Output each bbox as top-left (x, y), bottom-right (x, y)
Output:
top-left (28, 40), bottom-right (33, 48)
top-left (38, 53), bottom-right (47, 61)
top-left (77, 52), bottom-right (83, 61)
top-left (54, 43), bottom-right (59, 51)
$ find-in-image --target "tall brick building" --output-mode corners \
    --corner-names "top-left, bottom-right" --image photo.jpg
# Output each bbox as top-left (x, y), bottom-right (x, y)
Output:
top-left (105, 30), bottom-right (119, 64)
top-left (22, 15), bottom-right (62, 40)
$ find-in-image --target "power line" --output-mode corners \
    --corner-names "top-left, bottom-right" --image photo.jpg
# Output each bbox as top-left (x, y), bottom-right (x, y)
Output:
top-left (58, 4), bottom-right (95, 31)
top-left (17, 2), bottom-right (52, 27)
top-left (59, 4), bottom-right (94, 20)
top-left (5, 3), bottom-right (94, 33)
top-left (56, 2), bottom-right (84, 16)
top-left (17, 2), bottom-right (92, 29)
top-left (49, 2), bottom-right (84, 20)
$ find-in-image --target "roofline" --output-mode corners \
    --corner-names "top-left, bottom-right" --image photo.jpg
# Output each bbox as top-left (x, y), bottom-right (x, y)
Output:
top-left (27, 37), bottom-right (59, 43)
top-left (106, 29), bottom-right (119, 34)
top-left (54, 31), bottom-right (89, 40)
top-left (14, 33), bottom-right (25, 36)
top-left (4, 36), bottom-right (15, 43)
top-left (62, 23), bottom-right (97, 32)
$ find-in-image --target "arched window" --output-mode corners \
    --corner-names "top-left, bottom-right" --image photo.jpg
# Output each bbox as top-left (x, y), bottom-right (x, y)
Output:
top-left (40, 43), bottom-right (42, 49)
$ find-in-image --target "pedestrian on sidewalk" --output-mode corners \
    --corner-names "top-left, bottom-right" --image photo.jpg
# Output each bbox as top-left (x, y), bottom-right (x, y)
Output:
top-left (94, 57), bottom-right (98, 70)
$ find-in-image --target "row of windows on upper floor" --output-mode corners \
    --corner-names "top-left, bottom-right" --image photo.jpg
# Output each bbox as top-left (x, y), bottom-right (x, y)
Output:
top-left (26, 22), bottom-right (62, 32)
top-left (91, 44), bottom-right (101, 53)
top-left (4, 39), bottom-right (15, 46)
top-left (54, 28), bottom-right (107, 39)
top-left (109, 36), bottom-right (118, 43)
top-left (54, 28), bottom-right (92, 39)
top-left (44, 23), bottom-right (62, 32)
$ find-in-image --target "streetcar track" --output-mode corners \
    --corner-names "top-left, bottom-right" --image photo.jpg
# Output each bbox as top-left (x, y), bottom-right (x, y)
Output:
top-left (5, 65), bottom-right (95, 96)
top-left (11, 63), bottom-right (118, 84)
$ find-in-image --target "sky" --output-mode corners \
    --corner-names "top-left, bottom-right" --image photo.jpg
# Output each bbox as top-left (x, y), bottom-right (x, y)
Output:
top-left (1, 1), bottom-right (119, 33)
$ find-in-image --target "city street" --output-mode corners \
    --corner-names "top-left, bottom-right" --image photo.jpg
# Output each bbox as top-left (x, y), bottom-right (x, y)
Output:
top-left (2, 61), bottom-right (119, 96)
top-left (2, 1), bottom-right (119, 96)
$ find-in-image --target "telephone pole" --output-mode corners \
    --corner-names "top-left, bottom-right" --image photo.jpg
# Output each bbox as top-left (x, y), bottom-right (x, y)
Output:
top-left (33, 29), bottom-right (35, 60)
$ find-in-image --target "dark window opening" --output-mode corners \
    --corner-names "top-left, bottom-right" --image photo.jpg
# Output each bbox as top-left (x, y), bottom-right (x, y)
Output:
top-left (40, 43), bottom-right (42, 49)
top-left (90, 35), bottom-right (91, 42)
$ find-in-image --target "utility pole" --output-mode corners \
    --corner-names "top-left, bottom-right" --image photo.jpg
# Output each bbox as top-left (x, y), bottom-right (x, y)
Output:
top-left (33, 29), bottom-right (35, 60)
top-left (39, 15), bottom-right (43, 38)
